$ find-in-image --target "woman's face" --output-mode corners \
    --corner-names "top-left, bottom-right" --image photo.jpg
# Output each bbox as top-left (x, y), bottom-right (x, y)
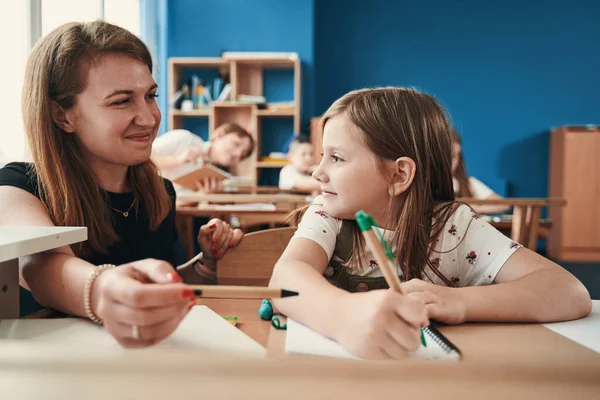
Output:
top-left (61, 53), bottom-right (161, 168)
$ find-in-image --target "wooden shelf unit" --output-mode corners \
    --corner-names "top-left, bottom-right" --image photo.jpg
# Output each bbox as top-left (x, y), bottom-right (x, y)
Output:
top-left (168, 54), bottom-right (301, 184)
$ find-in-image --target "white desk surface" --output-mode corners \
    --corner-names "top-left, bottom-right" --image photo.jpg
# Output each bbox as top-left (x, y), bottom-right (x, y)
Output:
top-left (0, 226), bottom-right (87, 262)
top-left (543, 299), bottom-right (600, 353)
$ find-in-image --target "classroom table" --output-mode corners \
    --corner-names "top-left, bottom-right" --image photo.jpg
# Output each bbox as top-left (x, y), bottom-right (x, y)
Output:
top-left (457, 198), bottom-right (566, 250)
top-left (4, 300), bottom-right (599, 399)
top-left (0, 226), bottom-right (87, 319)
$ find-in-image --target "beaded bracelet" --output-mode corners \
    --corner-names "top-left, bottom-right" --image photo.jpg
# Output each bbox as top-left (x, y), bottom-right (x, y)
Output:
top-left (83, 264), bottom-right (116, 325)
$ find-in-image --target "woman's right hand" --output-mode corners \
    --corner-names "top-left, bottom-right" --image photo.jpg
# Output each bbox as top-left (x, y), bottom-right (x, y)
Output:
top-left (90, 259), bottom-right (196, 348)
top-left (335, 289), bottom-right (429, 360)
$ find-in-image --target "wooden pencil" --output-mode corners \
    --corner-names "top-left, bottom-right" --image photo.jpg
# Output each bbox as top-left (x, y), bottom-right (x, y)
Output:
top-left (360, 228), bottom-right (403, 294)
top-left (189, 285), bottom-right (299, 299)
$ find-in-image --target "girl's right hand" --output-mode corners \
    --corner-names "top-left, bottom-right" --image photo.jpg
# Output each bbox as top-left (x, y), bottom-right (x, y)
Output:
top-left (90, 259), bottom-right (196, 348)
top-left (335, 289), bottom-right (429, 359)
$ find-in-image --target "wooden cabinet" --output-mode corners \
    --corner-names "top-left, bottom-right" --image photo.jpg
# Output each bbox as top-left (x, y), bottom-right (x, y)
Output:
top-left (547, 126), bottom-right (600, 261)
top-left (167, 54), bottom-right (301, 184)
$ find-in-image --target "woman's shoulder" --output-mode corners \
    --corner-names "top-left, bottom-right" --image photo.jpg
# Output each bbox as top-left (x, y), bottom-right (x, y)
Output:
top-left (162, 178), bottom-right (176, 200)
top-left (0, 162), bottom-right (40, 198)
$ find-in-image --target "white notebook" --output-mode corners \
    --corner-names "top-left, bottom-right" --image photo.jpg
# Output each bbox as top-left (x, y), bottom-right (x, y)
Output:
top-left (0, 306), bottom-right (265, 357)
top-left (286, 319), bottom-right (461, 361)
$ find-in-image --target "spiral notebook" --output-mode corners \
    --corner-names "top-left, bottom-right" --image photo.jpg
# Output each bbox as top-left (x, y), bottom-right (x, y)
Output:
top-left (286, 319), bottom-right (461, 361)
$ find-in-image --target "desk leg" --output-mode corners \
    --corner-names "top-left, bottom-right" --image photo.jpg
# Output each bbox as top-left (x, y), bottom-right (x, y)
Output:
top-left (0, 259), bottom-right (19, 319)
top-left (511, 206), bottom-right (527, 244)
top-left (526, 206), bottom-right (541, 251)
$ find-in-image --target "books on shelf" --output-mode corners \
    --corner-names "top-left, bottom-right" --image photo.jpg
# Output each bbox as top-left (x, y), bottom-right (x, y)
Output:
top-left (216, 83), bottom-right (232, 102)
top-left (237, 94), bottom-right (266, 104)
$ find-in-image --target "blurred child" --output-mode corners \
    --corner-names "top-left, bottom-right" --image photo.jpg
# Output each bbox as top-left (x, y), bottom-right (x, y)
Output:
top-left (152, 122), bottom-right (255, 193)
top-left (279, 135), bottom-right (320, 193)
top-left (451, 130), bottom-right (509, 214)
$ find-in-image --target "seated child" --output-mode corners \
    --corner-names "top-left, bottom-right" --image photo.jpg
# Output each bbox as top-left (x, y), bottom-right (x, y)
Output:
top-left (451, 130), bottom-right (509, 214)
top-left (279, 135), bottom-right (321, 193)
top-left (152, 122), bottom-right (255, 194)
top-left (269, 87), bottom-right (591, 360)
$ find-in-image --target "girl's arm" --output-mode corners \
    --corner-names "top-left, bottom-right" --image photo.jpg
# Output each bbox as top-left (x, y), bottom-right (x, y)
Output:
top-left (461, 247), bottom-right (591, 322)
top-left (403, 247), bottom-right (591, 324)
top-left (270, 238), bottom-right (428, 359)
top-left (269, 238), bottom-right (350, 339)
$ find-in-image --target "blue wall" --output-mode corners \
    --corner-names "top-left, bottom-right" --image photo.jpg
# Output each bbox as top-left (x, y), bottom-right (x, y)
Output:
top-left (153, 0), bottom-right (600, 198)
top-left (315, 0), bottom-right (600, 198)
top-left (164, 0), bottom-right (315, 135)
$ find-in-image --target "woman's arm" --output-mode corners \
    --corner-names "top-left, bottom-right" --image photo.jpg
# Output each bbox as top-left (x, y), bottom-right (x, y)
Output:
top-left (0, 186), bottom-right (194, 347)
top-left (0, 186), bottom-right (92, 315)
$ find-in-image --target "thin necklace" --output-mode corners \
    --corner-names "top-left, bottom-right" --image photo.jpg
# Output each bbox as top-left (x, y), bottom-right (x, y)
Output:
top-left (110, 198), bottom-right (136, 217)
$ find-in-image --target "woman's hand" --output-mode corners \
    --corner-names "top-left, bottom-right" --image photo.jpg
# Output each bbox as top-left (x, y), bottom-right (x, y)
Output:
top-left (197, 218), bottom-right (243, 264)
top-left (90, 259), bottom-right (196, 348)
top-left (335, 289), bottom-right (429, 359)
top-left (401, 279), bottom-right (467, 325)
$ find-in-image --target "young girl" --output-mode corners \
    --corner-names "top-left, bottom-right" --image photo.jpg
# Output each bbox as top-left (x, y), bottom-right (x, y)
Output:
top-left (269, 87), bottom-right (591, 360)
top-left (0, 21), bottom-right (242, 347)
top-left (451, 130), bottom-right (509, 214)
top-left (152, 124), bottom-right (255, 194)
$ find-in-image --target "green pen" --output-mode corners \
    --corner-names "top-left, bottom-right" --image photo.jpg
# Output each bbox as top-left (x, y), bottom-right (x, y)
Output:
top-left (356, 211), bottom-right (427, 347)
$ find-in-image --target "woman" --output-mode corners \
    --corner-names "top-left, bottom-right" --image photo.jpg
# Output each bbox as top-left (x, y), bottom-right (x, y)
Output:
top-left (0, 21), bottom-right (241, 347)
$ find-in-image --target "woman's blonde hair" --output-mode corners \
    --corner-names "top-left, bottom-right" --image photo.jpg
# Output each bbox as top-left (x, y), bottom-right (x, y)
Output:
top-left (22, 20), bottom-right (171, 258)
top-left (316, 87), bottom-right (460, 285)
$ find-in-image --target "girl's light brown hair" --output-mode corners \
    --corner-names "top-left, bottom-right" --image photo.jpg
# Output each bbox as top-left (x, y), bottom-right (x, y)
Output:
top-left (22, 20), bottom-right (171, 258)
top-left (314, 87), bottom-right (461, 285)
top-left (451, 129), bottom-right (474, 198)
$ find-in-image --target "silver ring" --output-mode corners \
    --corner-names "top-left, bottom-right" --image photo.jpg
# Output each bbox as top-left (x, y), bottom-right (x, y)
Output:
top-left (131, 324), bottom-right (140, 341)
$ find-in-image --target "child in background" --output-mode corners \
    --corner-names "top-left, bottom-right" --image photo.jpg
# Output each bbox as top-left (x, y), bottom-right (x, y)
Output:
top-left (278, 135), bottom-right (320, 193)
top-left (451, 130), bottom-right (509, 214)
top-left (152, 123), bottom-right (255, 193)
top-left (269, 87), bottom-right (591, 360)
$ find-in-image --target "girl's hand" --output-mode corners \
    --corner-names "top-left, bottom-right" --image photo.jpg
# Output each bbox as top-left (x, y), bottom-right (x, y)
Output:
top-left (90, 259), bottom-right (196, 348)
top-left (195, 176), bottom-right (221, 194)
top-left (401, 279), bottom-right (467, 325)
top-left (335, 289), bottom-right (429, 359)
top-left (197, 218), bottom-right (243, 263)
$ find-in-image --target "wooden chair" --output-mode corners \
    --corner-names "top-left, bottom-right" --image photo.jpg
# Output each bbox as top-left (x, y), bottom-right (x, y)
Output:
top-left (217, 227), bottom-right (296, 286)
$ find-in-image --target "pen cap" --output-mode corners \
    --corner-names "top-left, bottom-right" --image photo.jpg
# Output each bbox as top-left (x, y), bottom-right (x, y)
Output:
top-left (355, 210), bottom-right (376, 232)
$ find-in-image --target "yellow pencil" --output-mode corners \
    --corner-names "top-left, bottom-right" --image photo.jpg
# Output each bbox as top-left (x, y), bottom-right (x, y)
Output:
top-left (189, 285), bottom-right (298, 299)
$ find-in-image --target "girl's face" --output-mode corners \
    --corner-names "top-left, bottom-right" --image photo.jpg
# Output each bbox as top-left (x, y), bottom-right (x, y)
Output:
top-left (60, 53), bottom-right (161, 169)
top-left (312, 115), bottom-right (394, 221)
top-left (211, 133), bottom-right (253, 167)
top-left (451, 142), bottom-right (461, 174)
